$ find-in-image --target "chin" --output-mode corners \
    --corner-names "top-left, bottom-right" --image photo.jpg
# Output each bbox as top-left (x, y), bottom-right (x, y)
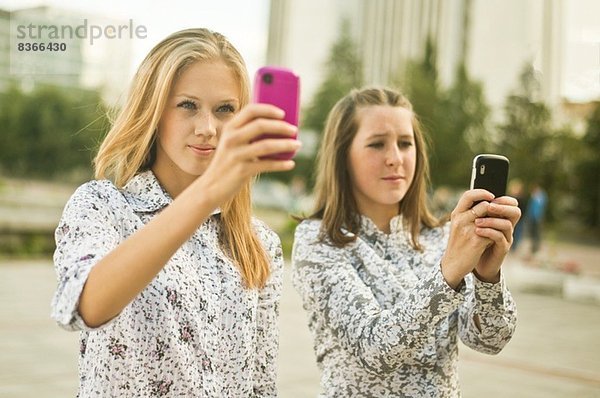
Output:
top-left (175, 165), bottom-right (205, 178)
top-left (381, 196), bottom-right (405, 206)
top-left (184, 161), bottom-right (210, 176)
top-left (372, 196), bottom-right (400, 206)
top-left (189, 169), bottom-right (207, 177)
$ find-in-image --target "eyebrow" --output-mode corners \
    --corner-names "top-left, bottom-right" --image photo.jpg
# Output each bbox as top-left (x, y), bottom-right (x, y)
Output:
top-left (174, 94), bottom-right (239, 104)
top-left (366, 132), bottom-right (414, 139)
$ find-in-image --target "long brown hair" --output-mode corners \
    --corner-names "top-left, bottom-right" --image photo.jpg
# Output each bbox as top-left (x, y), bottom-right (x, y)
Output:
top-left (310, 86), bottom-right (440, 250)
top-left (94, 28), bottom-right (271, 288)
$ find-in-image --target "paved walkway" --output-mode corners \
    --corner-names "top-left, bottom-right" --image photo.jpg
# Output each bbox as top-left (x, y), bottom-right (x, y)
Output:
top-left (1, 255), bottom-right (599, 397)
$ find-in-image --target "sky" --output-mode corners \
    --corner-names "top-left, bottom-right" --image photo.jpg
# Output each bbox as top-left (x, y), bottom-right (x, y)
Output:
top-left (1, 0), bottom-right (271, 78)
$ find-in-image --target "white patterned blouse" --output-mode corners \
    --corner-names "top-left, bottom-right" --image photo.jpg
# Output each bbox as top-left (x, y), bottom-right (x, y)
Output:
top-left (51, 170), bottom-right (283, 397)
top-left (292, 216), bottom-right (517, 398)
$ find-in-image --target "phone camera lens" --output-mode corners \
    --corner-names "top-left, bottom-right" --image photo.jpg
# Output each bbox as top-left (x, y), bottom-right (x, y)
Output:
top-left (262, 73), bottom-right (273, 84)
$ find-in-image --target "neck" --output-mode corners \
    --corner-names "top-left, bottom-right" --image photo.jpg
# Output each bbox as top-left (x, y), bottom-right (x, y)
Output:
top-left (360, 208), bottom-right (399, 234)
top-left (151, 166), bottom-right (196, 199)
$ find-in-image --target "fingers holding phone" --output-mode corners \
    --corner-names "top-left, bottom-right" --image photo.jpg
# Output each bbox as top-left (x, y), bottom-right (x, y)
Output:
top-left (454, 189), bottom-right (495, 218)
top-left (467, 154), bottom-right (521, 233)
top-left (442, 154), bottom-right (523, 286)
top-left (466, 154), bottom-right (524, 282)
top-left (223, 103), bottom-right (297, 148)
top-left (487, 196), bottom-right (521, 225)
top-left (197, 104), bottom-right (300, 208)
top-left (442, 188), bottom-right (498, 288)
top-left (475, 197), bottom-right (521, 245)
top-left (216, 103), bottom-right (300, 173)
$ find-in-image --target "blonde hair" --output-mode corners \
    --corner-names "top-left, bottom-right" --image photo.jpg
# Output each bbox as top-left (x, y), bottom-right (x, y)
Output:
top-left (94, 28), bottom-right (271, 288)
top-left (311, 86), bottom-right (440, 250)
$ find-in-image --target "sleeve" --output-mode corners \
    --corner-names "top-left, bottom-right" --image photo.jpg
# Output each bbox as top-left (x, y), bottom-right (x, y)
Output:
top-left (50, 181), bottom-right (122, 332)
top-left (291, 221), bottom-right (466, 374)
top-left (252, 225), bottom-right (284, 397)
top-left (458, 272), bottom-right (517, 354)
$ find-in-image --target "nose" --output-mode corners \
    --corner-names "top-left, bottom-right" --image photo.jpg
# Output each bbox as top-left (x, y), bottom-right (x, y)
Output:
top-left (386, 144), bottom-right (402, 167)
top-left (194, 111), bottom-right (217, 137)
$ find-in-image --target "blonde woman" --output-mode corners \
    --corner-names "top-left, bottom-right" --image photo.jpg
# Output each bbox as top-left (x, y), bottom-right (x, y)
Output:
top-left (292, 87), bottom-right (519, 397)
top-left (51, 28), bottom-right (300, 396)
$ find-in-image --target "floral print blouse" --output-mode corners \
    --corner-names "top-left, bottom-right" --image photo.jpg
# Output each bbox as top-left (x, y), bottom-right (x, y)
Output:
top-left (292, 216), bottom-right (517, 398)
top-left (51, 170), bottom-right (283, 397)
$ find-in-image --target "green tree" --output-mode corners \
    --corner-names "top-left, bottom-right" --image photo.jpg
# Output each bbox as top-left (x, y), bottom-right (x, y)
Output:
top-left (576, 103), bottom-right (600, 227)
top-left (0, 85), bottom-right (28, 174)
top-left (496, 65), bottom-right (553, 185)
top-left (438, 63), bottom-right (491, 188)
top-left (401, 37), bottom-right (442, 140)
top-left (401, 38), bottom-right (490, 189)
top-left (0, 85), bottom-right (108, 181)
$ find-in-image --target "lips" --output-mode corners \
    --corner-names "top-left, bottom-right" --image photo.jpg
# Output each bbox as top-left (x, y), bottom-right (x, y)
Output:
top-left (382, 175), bottom-right (403, 181)
top-left (188, 144), bottom-right (215, 156)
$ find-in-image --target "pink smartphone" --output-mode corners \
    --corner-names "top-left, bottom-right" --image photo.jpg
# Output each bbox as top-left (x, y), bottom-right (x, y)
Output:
top-left (252, 66), bottom-right (300, 160)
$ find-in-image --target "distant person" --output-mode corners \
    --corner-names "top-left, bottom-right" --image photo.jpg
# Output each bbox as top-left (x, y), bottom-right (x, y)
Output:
top-left (508, 178), bottom-right (529, 252)
top-left (291, 87), bottom-right (521, 397)
top-left (526, 183), bottom-right (548, 256)
top-left (51, 28), bottom-right (300, 396)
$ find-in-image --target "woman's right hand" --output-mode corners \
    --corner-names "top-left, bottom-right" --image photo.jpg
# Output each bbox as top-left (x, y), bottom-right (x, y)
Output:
top-left (197, 103), bottom-right (301, 207)
top-left (440, 189), bottom-right (495, 289)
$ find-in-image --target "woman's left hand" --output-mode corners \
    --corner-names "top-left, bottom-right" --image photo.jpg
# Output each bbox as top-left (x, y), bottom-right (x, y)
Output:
top-left (472, 196), bottom-right (521, 283)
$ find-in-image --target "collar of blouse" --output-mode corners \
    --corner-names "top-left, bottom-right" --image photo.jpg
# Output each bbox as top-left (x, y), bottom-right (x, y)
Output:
top-left (358, 214), bottom-right (405, 238)
top-left (121, 170), bottom-right (221, 216)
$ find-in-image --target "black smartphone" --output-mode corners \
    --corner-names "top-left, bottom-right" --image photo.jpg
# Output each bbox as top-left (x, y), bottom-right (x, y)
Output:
top-left (470, 154), bottom-right (510, 197)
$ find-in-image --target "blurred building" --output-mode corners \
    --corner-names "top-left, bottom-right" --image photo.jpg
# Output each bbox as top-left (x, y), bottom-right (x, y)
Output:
top-left (267, 0), bottom-right (598, 118)
top-left (1, 6), bottom-right (132, 105)
top-left (468, 0), bottom-right (564, 110)
top-left (266, 0), bottom-right (360, 107)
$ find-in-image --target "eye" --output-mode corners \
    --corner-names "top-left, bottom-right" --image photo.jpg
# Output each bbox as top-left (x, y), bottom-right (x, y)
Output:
top-left (367, 142), bottom-right (384, 149)
top-left (177, 100), bottom-right (197, 110)
top-left (216, 103), bottom-right (236, 114)
top-left (398, 140), bottom-right (414, 148)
